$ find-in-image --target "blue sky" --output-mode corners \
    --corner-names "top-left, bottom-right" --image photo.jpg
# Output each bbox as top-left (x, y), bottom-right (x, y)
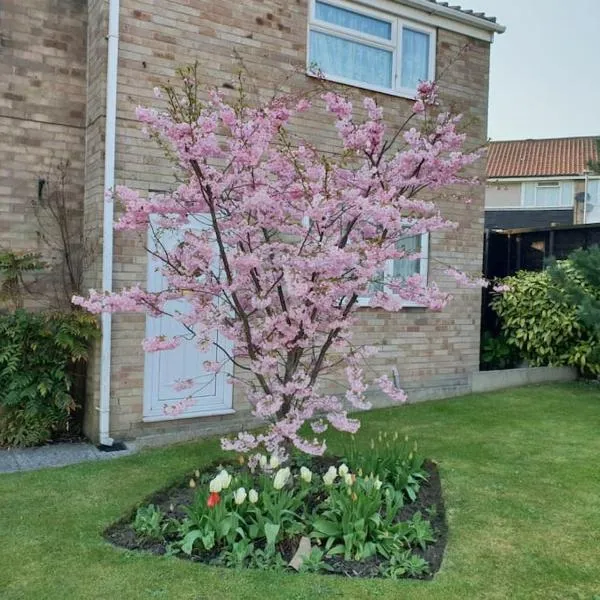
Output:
top-left (461, 0), bottom-right (600, 141)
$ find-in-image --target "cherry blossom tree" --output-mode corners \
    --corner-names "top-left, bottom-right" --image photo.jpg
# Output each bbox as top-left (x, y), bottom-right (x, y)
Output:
top-left (74, 66), bottom-right (481, 458)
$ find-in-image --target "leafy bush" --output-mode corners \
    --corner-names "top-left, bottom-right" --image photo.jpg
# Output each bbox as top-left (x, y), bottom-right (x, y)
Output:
top-left (548, 246), bottom-right (600, 337)
top-left (491, 267), bottom-right (600, 375)
top-left (0, 310), bottom-right (99, 447)
top-left (480, 330), bottom-right (522, 371)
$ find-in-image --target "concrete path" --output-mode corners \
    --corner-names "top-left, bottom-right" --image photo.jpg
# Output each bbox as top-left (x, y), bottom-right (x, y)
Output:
top-left (0, 442), bottom-right (136, 474)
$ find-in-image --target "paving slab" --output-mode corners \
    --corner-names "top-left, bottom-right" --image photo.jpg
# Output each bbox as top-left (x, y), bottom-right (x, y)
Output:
top-left (0, 442), bottom-right (136, 474)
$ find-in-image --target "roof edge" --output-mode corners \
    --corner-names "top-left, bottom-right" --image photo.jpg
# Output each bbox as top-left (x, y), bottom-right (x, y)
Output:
top-left (398, 0), bottom-right (506, 33)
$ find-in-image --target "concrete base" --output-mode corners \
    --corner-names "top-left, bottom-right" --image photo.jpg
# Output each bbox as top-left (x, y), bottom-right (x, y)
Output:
top-left (471, 366), bottom-right (577, 394)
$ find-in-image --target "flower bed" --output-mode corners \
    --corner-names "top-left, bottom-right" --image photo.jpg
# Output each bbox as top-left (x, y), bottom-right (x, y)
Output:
top-left (106, 436), bottom-right (447, 579)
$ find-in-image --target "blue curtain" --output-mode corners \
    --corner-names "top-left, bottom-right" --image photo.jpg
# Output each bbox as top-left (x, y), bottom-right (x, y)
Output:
top-left (401, 28), bottom-right (429, 89)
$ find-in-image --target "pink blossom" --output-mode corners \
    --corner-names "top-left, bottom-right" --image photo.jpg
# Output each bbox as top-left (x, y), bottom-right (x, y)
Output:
top-left (445, 268), bottom-right (489, 289)
top-left (77, 71), bottom-right (481, 458)
top-left (493, 283), bottom-right (511, 293)
top-left (142, 336), bottom-right (181, 352)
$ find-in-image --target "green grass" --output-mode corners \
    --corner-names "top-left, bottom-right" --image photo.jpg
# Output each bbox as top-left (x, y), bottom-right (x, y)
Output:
top-left (1, 383), bottom-right (599, 600)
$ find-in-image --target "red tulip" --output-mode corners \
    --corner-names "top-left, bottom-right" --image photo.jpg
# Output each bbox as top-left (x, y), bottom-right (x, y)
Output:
top-left (207, 492), bottom-right (221, 508)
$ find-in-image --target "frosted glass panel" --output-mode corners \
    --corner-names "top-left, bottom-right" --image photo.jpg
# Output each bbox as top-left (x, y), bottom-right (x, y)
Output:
top-left (310, 31), bottom-right (393, 88)
top-left (401, 28), bottom-right (430, 89)
top-left (315, 1), bottom-right (392, 39)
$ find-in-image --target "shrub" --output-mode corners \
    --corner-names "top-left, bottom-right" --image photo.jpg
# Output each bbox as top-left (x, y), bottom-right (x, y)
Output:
top-left (491, 266), bottom-right (600, 375)
top-left (0, 310), bottom-right (99, 447)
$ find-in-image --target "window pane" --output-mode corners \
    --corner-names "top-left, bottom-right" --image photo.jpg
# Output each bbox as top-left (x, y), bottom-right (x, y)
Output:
top-left (535, 185), bottom-right (560, 207)
top-left (393, 235), bottom-right (421, 280)
top-left (401, 28), bottom-right (430, 89)
top-left (369, 270), bottom-right (385, 294)
top-left (310, 31), bottom-right (393, 88)
top-left (315, 1), bottom-right (392, 39)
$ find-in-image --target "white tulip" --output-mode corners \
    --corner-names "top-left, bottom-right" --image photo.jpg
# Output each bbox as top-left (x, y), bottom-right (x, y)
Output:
top-left (323, 466), bottom-right (337, 486)
top-left (249, 489), bottom-right (259, 504)
top-left (338, 464), bottom-right (349, 477)
top-left (217, 469), bottom-right (232, 490)
top-left (233, 487), bottom-right (247, 505)
top-left (273, 467), bottom-right (291, 490)
top-left (344, 473), bottom-right (354, 486)
top-left (269, 455), bottom-right (280, 469)
top-left (300, 466), bottom-right (312, 483)
top-left (259, 454), bottom-right (268, 469)
top-left (374, 477), bottom-right (382, 490)
top-left (209, 477), bottom-right (223, 493)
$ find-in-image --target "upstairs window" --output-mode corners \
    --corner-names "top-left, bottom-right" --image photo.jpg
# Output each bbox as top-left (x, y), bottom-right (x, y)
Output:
top-left (522, 181), bottom-right (574, 208)
top-left (308, 0), bottom-right (436, 97)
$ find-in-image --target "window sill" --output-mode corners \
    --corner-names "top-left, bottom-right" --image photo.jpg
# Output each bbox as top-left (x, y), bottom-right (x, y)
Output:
top-left (356, 298), bottom-right (427, 310)
top-left (306, 71), bottom-right (418, 101)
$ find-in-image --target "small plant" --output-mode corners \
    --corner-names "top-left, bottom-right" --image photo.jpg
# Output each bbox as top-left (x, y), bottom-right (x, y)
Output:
top-left (406, 512), bottom-right (436, 551)
top-left (344, 433), bottom-right (428, 501)
top-left (132, 504), bottom-right (165, 542)
top-left (380, 550), bottom-right (430, 579)
top-left (297, 547), bottom-right (333, 574)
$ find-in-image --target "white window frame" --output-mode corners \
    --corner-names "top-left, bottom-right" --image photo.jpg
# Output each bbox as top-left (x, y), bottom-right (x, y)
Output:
top-left (356, 232), bottom-right (429, 308)
top-left (306, 0), bottom-right (436, 99)
top-left (521, 181), bottom-right (574, 209)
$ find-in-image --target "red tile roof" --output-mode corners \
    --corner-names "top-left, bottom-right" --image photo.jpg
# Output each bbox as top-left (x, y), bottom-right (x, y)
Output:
top-left (487, 137), bottom-right (599, 179)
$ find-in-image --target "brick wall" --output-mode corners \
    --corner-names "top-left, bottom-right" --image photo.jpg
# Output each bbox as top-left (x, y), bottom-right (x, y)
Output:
top-left (0, 0), bottom-right (87, 306)
top-left (91, 0), bottom-right (492, 442)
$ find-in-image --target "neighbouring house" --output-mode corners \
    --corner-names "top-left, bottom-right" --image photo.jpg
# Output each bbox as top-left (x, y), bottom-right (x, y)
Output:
top-left (486, 136), bottom-right (600, 230)
top-left (0, 1), bottom-right (503, 445)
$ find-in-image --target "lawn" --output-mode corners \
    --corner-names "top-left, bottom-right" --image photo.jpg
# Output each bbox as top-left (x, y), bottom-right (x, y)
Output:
top-left (1, 383), bottom-right (599, 600)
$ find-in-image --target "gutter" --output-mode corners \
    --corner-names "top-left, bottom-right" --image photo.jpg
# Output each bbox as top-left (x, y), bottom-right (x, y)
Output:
top-left (99, 0), bottom-right (120, 447)
top-left (398, 0), bottom-right (506, 34)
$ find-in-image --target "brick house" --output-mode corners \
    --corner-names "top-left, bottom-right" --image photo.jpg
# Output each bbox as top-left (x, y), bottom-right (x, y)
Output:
top-left (486, 137), bottom-right (600, 230)
top-left (0, 0), bottom-right (503, 446)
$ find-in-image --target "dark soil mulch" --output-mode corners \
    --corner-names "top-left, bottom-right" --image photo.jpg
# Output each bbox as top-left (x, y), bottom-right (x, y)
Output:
top-left (105, 458), bottom-right (447, 580)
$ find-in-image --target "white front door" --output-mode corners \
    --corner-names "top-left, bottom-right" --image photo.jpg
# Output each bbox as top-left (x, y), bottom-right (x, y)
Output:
top-left (143, 219), bottom-right (233, 422)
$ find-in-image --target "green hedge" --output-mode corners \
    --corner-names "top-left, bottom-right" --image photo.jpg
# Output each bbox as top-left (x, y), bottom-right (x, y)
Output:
top-left (0, 310), bottom-right (99, 447)
top-left (491, 265), bottom-right (600, 376)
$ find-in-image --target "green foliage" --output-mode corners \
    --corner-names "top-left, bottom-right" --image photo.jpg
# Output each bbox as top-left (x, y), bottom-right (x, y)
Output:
top-left (0, 251), bottom-right (46, 309)
top-left (548, 247), bottom-right (600, 337)
top-left (344, 432), bottom-right (428, 502)
top-left (297, 547), bottom-right (333, 574)
top-left (133, 457), bottom-right (437, 578)
top-left (0, 310), bottom-right (99, 447)
top-left (480, 330), bottom-right (521, 371)
top-left (132, 504), bottom-right (165, 542)
top-left (379, 549), bottom-right (430, 579)
top-left (491, 266), bottom-right (600, 375)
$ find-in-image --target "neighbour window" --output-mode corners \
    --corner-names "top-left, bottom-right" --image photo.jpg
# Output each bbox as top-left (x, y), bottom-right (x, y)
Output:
top-left (357, 233), bottom-right (429, 307)
top-left (307, 0), bottom-right (436, 97)
top-left (521, 181), bottom-right (574, 208)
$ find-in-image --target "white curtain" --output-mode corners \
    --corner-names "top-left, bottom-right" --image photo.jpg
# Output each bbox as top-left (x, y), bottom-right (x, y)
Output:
top-left (401, 28), bottom-right (430, 89)
top-left (393, 235), bottom-right (421, 280)
top-left (315, 1), bottom-right (391, 39)
top-left (310, 31), bottom-right (393, 88)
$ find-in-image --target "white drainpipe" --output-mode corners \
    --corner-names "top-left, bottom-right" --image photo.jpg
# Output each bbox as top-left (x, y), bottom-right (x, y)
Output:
top-left (99, 0), bottom-right (120, 447)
